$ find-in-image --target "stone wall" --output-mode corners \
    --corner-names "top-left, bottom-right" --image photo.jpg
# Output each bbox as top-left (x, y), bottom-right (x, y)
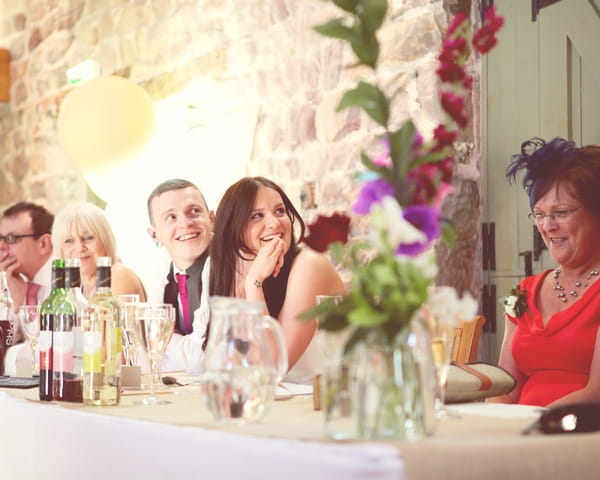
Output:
top-left (0, 0), bottom-right (482, 299)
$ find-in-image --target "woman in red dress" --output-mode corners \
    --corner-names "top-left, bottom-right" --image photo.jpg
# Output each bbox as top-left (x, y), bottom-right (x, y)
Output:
top-left (491, 138), bottom-right (600, 407)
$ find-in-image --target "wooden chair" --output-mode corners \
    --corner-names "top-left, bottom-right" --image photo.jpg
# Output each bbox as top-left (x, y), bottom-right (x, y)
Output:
top-left (451, 315), bottom-right (486, 363)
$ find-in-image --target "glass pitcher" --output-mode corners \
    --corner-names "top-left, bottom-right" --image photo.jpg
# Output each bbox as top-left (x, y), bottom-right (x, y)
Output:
top-left (201, 296), bottom-right (288, 424)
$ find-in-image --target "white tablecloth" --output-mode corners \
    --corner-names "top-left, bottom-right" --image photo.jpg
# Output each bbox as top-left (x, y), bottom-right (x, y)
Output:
top-left (2, 386), bottom-right (600, 480)
top-left (0, 390), bottom-right (403, 480)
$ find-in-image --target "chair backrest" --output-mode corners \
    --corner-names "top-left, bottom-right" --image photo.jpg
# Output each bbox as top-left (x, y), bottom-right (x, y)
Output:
top-left (451, 315), bottom-right (486, 363)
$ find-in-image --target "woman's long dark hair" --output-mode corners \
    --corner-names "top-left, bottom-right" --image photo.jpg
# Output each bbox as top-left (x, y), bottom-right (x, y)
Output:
top-left (209, 176), bottom-right (306, 297)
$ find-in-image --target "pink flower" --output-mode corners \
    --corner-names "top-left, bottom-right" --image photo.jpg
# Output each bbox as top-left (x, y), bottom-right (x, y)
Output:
top-left (440, 91), bottom-right (468, 127)
top-left (432, 181), bottom-right (454, 210)
top-left (373, 150), bottom-right (392, 168)
top-left (372, 137), bottom-right (392, 167)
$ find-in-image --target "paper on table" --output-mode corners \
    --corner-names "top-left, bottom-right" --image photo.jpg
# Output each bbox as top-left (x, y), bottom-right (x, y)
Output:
top-left (446, 402), bottom-right (546, 419)
top-left (277, 382), bottom-right (313, 397)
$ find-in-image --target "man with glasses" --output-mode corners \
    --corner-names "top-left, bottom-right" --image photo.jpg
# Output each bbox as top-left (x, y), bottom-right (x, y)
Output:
top-left (0, 202), bottom-right (54, 375)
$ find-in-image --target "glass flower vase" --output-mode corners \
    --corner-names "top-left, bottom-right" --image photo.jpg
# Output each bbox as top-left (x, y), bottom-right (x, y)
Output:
top-left (322, 316), bottom-right (437, 441)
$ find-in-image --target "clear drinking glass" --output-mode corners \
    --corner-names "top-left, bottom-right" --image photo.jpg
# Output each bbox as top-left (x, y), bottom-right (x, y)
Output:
top-left (18, 305), bottom-right (41, 377)
top-left (135, 303), bottom-right (175, 406)
top-left (116, 294), bottom-right (141, 366)
top-left (315, 295), bottom-right (357, 439)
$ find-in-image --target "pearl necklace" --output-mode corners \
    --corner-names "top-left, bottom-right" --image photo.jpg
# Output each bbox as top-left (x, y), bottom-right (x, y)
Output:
top-left (553, 267), bottom-right (600, 303)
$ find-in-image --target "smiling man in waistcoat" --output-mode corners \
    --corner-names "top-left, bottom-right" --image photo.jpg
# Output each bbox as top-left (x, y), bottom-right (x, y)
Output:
top-left (147, 179), bottom-right (214, 372)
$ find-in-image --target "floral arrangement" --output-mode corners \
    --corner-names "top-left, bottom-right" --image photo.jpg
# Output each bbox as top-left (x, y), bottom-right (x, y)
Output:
top-left (503, 285), bottom-right (529, 318)
top-left (302, 1), bottom-right (503, 350)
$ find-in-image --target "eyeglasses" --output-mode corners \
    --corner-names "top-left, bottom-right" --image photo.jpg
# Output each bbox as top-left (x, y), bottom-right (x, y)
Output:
top-left (527, 208), bottom-right (579, 225)
top-left (523, 403), bottom-right (600, 435)
top-left (0, 233), bottom-right (40, 244)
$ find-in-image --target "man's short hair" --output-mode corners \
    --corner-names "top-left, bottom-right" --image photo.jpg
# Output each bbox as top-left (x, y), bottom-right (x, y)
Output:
top-left (2, 202), bottom-right (54, 235)
top-left (146, 179), bottom-right (207, 225)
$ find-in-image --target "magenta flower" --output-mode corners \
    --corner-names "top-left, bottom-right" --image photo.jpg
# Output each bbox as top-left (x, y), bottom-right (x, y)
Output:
top-left (436, 61), bottom-right (466, 83)
top-left (397, 205), bottom-right (440, 256)
top-left (440, 91), bottom-right (468, 127)
top-left (473, 6), bottom-right (504, 53)
top-left (439, 37), bottom-right (468, 63)
top-left (432, 124), bottom-right (458, 151)
top-left (446, 12), bottom-right (468, 37)
top-left (353, 178), bottom-right (396, 214)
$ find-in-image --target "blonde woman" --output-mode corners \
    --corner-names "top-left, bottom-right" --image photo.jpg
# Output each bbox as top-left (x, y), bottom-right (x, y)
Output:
top-left (52, 202), bottom-right (146, 300)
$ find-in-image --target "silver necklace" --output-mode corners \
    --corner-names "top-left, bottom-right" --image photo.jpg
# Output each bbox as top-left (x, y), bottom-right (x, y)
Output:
top-left (553, 267), bottom-right (600, 303)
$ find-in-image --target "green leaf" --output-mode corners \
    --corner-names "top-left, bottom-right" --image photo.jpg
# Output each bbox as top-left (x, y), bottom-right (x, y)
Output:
top-left (388, 121), bottom-right (416, 179)
top-left (320, 313), bottom-right (350, 331)
top-left (329, 241), bottom-right (346, 264)
top-left (333, 0), bottom-right (360, 13)
top-left (348, 304), bottom-right (387, 327)
top-left (361, 151), bottom-right (395, 183)
top-left (337, 81), bottom-right (389, 126)
top-left (313, 19), bottom-right (359, 43)
top-left (350, 30), bottom-right (379, 67)
top-left (358, 0), bottom-right (387, 33)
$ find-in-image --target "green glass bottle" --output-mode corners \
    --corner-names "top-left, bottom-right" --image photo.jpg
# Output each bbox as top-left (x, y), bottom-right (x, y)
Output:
top-left (39, 259), bottom-right (66, 401)
top-left (82, 256), bottom-right (122, 406)
top-left (52, 258), bottom-right (82, 402)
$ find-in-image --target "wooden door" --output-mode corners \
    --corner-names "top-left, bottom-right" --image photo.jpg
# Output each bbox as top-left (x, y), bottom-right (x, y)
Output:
top-left (482, 0), bottom-right (600, 362)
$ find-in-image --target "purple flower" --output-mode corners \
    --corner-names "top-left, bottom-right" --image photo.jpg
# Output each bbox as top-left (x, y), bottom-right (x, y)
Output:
top-left (396, 205), bottom-right (440, 256)
top-left (353, 178), bottom-right (396, 214)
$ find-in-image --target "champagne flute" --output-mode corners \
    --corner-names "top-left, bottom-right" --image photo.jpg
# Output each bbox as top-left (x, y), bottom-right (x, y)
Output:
top-left (428, 317), bottom-right (455, 419)
top-left (116, 294), bottom-right (140, 366)
top-left (135, 303), bottom-right (175, 406)
top-left (18, 305), bottom-right (41, 377)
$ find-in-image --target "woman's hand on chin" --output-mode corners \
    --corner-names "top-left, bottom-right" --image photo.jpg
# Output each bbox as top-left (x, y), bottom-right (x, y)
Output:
top-left (247, 237), bottom-right (286, 286)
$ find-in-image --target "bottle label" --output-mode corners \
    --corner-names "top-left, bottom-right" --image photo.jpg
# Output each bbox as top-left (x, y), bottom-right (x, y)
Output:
top-left (0, 319), bottom-right (14, 348)
top-left (96, 266), bottom-right (111, 288)
top-left (38, 330), bottom-right (53, 370)
top-left (83, 331), bottom-right (102, 373)
top-left (53, 331), bottom-right (74, 373)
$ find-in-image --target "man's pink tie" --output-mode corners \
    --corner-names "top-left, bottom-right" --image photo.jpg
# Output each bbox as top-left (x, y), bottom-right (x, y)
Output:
top-left (26, 282), bottom-right (40, 305)
top-left (175, 273), bottom-right (190, 333)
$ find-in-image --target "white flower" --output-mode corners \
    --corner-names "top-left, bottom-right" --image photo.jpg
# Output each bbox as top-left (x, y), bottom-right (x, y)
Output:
top-left (504, 295), bottom-right (517, 317)
top-left (370, 196), bottom-right (425, 250)
top-left (397, 248), bottom-right (438, 280)
top-left (426, 286), bottom-right (478, 326)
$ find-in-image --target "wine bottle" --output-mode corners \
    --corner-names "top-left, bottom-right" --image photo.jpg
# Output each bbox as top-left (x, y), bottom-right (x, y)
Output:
top-left (82, 256), bottom-right (122, 406)
top-left (0, 270), bottom-right (16, 376)
top-left (39, 259), bottom-right (66, 401)
top-left (65, 257), bottom-right (87, 382)
top-left (52, 258), bottom-right (82, 402)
